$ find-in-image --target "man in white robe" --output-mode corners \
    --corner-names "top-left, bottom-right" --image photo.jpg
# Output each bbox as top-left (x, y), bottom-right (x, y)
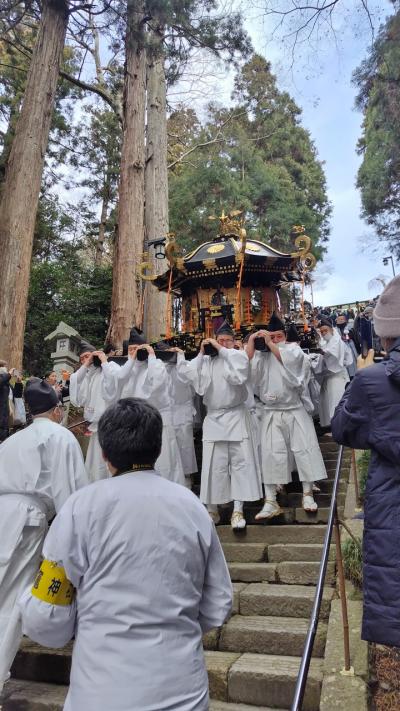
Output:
top-left (177, 321), bottom-right (262, 529)
top-left (247, 315), bottom-right (327, 520)
top-left (69, 339), bottom-right (119, 482)
top-left (313, 316), bottom-right (351, 428)
top-left (102, 328), bottom-right (186, 487)
top-left (155, 342), bottom-right (198, 486)
top-left (19, 398), bottom-right (232, 711)
top-left (0, 379), bottom-right (89, 694)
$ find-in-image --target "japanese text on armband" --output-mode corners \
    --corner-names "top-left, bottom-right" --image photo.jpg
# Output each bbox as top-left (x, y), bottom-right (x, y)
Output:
top-left (31, 559), bottom-right (75, 606)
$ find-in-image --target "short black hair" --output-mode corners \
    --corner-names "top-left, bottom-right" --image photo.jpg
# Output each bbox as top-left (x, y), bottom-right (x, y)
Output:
top-left (98, 398), bottom-right (162, 471)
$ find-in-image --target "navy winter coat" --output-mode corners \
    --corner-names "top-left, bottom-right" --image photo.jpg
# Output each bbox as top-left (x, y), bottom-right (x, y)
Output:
top-left (331, 338), bottom-right (400, 647)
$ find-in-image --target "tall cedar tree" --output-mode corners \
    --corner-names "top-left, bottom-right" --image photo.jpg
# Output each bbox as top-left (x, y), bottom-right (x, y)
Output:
top-left (354, 10), bottom-right (400, 259)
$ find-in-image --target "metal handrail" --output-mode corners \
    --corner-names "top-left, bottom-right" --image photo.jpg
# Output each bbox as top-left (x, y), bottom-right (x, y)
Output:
top-left (291, 444), bottom-right (346, 711)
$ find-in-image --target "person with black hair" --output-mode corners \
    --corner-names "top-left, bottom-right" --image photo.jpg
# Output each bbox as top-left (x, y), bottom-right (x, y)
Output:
top-left (0, 379), bottom-right (88, 694)
top-left (247, 314), bottom-right (327, 519)
top-left (313, 317), bottom-right (352, 429)
top-left (177, 320), bottom-right (262, 529)
top-left (102, 327), bottom-right (186, 487)
top-left (19, 398), bottom-right (232, 711)
top-left (69, 339), bottom-right (120, 482)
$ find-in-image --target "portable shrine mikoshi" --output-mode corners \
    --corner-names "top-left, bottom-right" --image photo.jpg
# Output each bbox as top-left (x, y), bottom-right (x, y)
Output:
top-left (139, 212), bottom-right (316, 354)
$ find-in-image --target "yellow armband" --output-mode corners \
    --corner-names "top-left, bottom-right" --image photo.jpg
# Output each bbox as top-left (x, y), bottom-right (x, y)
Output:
top-left (31, 560), bottom-right (75, 606)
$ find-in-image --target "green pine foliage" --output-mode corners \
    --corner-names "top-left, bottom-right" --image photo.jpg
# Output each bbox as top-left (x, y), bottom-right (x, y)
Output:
top-left (357, 450), bottom-right (371, 500)
top-left (169, 55), bottom-right (331, 255)
top-left (342, 536), bottom-right (363, 589)
top-left (354, 11), bottom-right (400, 259)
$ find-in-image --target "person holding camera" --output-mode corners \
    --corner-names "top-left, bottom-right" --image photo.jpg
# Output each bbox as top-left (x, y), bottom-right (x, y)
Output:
top-left (69, 339), bottom-right (119, 482)
top-left (331, 275), bottom-right (400, 648)
top-left (247, 314), bottom-right (327, 520)
top-left (177, 320), bottom-right (262, 529)
top-left (102, 327), bottom-right (186, 487)
top-left (313, 316), bottom-right (352, 430)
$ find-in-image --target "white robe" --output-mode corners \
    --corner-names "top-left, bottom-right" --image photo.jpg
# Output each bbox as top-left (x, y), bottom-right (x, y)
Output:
top-left (102, 356), bottom-right (186, 486)
top-left (251, 344), bottom-right (327, 485)
top-left (69, 362), bottom-right (119, 482)
top-left (166, 359), bottom-right (197, 476)
top-left (313, 331), bottom-right (350, 427)
top-left (177, 349), bottom-right (262, 505)
top-left (0, 418), bottom-right (89, 688)
top-left (19, 471), bottom-right (232, 711)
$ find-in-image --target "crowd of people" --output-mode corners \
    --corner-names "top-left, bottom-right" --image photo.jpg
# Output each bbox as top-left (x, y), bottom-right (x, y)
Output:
top-left (1, 277), bottom-right (399, 710)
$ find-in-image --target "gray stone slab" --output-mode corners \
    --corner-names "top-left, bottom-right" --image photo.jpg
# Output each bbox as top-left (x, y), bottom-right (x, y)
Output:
top-left (219, 615), bottom-right (327, 657)
top-left (323, 598), bottom-right (368, 681)
top-left (267, 543), bottom-right (335, 563)
top-left (210, 702), bottom-right (285, 711)
top-left (232, 583), bottom-right (248, 615)
top-left (277, 561), bottom-right (336, 586)
top-left (239, 583), bottom-right (333, 619)
top-left (320, 674), bottom-right (368, 710)
top-left (11, 641), bottom-right (72, 685)
top-left (228, 563), bottom-right (277, 583)
top-left (228, 653), bottom-right (323, 711)
top-left (0, 679), bottom-right (67, 710)
top-left (222, 543), bottom-right (267, 563)
top-left (217, 525), bottom-right (327, 545)
top-left (205, 651), bottom-right (241, 702)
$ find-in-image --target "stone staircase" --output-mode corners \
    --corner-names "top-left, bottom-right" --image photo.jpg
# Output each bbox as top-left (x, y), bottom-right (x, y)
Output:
top-left (1, 441), bottom-right (350, 711)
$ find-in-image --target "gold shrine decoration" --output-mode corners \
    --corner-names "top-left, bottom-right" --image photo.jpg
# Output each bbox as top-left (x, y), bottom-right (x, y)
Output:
top-left (290, 226), bottom-right (316, 270)
top-left (137, 252), bottom-right (158, 282)
top-left (165, 232), bottom-right (181, 268)
top-left (208, 208), bottom-right (244, 238)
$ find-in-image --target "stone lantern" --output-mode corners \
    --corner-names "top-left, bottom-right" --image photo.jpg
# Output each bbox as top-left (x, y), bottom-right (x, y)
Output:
top-left (45, 321), bottom-right (81, 378)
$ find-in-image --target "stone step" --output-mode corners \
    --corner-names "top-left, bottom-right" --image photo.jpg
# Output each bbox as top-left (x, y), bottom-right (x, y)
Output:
top-left (210, 702), bottom-right (284, 711)
top-left (267, 543), bottom-right (335, 563)
top-left (11, 640), bottom-right (72, 685)
top-left (239, 583), bottom-right (333, 619)
top-left (277, 561), bottom-right (336, 586)
top-left (228, 560), bottom-right (335, 586)
top-left (0, 678), bottom-right (67, 710)
top-left (228, 563), bottom-right (277, 583)
top-left (226, 652), bottom-right (323, 710)
top-left (217, 524), bottom-right (327, 544)
top-left (222, 543), bottom-right (267, 563)
top-left (219, 615), bottom-right (327, 657)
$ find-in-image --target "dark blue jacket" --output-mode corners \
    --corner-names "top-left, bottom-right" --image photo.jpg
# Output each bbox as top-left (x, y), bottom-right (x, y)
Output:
top-left (331, 338), bottom-right (400, 647)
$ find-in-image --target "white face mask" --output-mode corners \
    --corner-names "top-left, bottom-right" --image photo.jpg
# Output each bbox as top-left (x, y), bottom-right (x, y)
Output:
top-left (0, 367), bottom-right (7, 374)
top-left (322, 332), bottom-right (333, 342)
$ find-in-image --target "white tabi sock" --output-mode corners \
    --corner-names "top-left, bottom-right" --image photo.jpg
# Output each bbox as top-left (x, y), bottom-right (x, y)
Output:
top-left (264, 484), bottom-right (277, 502)
top-left (233, 500), bottom-right (243, 513)
top-left (302, 482), bottom-right (313, 495)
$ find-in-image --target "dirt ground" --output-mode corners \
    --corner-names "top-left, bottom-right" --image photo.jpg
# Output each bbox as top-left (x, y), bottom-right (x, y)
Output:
top-left (370, 644), bottom-right (400, 710)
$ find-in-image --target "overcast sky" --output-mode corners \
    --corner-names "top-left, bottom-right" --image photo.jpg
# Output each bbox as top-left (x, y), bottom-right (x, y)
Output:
top-left (184, 0), bottom-right (396, 307)
top-left (249, 1), bottom-right (398, 306)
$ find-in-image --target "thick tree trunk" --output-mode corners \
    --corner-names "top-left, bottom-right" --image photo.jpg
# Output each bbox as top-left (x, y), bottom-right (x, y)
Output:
top-left (108, 0), bottom-right (146, 348)
top-left (0, 0), bottom-right (69, 369)
top-left (95, 182), bottom-right (110, 267)
top-left (144, 46), bottom-right (168, 342)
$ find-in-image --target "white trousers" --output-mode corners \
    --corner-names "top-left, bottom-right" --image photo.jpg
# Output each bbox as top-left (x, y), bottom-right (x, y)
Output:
top-left (319, 371), bottom-right (348, 427)
top-left (85, 431), bottom-right (110, 482)
top-left (155, 424), bottom-right (186, 487)
top-left (174, 423), bottom-right (198, 476)
top-left (0, 522), bottom-right (47, 690)
top-left (260, 408), bottom-right (327, 486)
top-left (201, 439), bottom-right (262, 505)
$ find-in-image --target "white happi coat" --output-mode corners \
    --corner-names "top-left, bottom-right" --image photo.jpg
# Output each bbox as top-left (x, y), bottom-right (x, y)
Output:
top-left (19, 471), bottom-right (232, 711)
top-left (313, 330), bottom-right (351, 427)
top-left (69, 362), bottom-right (119, 482)
top-left (0, 418), bottom-right (89, 688)
top-left (251, 344), bottom-right (327, 485)
top-left (177, 349), bottom-right (262, 505)
top-left (166, 359), bottom-right (197, 476)
top-left (102, 356), bottom-right (185, 486)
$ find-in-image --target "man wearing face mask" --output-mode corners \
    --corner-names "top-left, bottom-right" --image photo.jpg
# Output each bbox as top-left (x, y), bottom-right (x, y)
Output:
top-left (313, 316), bottom-right (352, 429)
top-left (247, 314), bottom-right (327, 519)
top-left (0, 378), bottom-right (89, 695)
top-left (69, 339), bottom-right (119, 482)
